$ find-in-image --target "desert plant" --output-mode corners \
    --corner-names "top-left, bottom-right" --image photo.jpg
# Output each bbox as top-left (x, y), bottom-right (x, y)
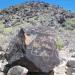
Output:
top-left (64, 18), bottom-right (75, 30)
top-left (3, 27), bottom-right (13, 34)
top-left (56, 35), bottom-right (64, 50)
top-left (0, 20), bottom-right (5, 33)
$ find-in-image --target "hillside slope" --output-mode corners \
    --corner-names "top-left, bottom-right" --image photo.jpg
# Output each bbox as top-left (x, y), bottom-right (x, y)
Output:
top-left (0, 2), bottom-right (75, 75)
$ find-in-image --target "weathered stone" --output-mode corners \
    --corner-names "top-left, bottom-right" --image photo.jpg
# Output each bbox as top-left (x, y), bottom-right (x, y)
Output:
top-left (5, 28), bottom-right (60, 73)
top-left (55, 13), bottom-right (65, 24)
top-left (26, 33), bottom-right (60, 72)
top-left (0, 59), bottom-right (8, 72)
top-left (66, 67), bottom-right (72, 75)
top-left (67, 59), bottom-right (75, 68)
top-left (7, 66), bottom-right (28, 75)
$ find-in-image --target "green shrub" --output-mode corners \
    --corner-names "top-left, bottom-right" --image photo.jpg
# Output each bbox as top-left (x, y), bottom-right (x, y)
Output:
top-left (0, 21), bottom-right (5, 32)
top-left (0, 34), bottom-right (6, 44)
top-left (64, 18), bottom-right (75, 30)
top-left (56, 36), bottom-right (64, 50)
top-left (3, 27), bottom-right (13, 34)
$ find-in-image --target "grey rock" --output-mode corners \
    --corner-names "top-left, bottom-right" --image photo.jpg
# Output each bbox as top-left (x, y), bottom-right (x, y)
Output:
top-left (71, 54), bottom-right (75, 58)
top-left (66, 67), bottom-right (75, 75)
top-left (0, 50), bottom-right (5, 60)
top-left (0, 59), bottom-right (8, 72)
top-left (66, 67), bottom-right (72, 75)
top-left (55, 13), bottom-right (65, 24)
top-left (67, 59), bottom-right (75, 68)
top-left (7, 66), bottom-right (28, 75)
top-left (26, 33), bottom-right (60, 72)
top-left (0, 47), bottom-right (7, 72)
top-left (5, 28), bottom-right (60, 73)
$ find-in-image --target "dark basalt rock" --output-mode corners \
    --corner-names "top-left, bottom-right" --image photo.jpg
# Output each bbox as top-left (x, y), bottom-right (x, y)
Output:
top-left (4, 28), bottom-right (60, 74)
top-left (26, 33), bottom-right (60, 72)
top-left (55, 13), bottom-right (65, 24)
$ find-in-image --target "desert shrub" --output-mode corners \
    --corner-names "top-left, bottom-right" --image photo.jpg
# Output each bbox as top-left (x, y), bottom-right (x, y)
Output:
top-left (64, 18), bottom-right (75, 30)
top-left (56, 36), bottom-right (64, 50)
top-left (3, 27), bottom-right (13, 34)
top-left (0, 34), bottom-right (6, 44)
top-left (0, 20), bottom-right (5, 33)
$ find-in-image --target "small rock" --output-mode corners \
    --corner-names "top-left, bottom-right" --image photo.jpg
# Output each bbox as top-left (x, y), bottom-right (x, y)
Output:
top-left (0, 59), bottom-right (8, 71)
top-left (67, 58), bottom-right (75, 68)
top-left (55, 13), bottom-right (65, 24)
top-left (66, 67), bottom-right (72, 75)
top-left (0, 72), bottom-right (4, 75)
top-left (7, 66), bottom-right (28, 75)
top-left (54, 61), bottom-right (67, 75)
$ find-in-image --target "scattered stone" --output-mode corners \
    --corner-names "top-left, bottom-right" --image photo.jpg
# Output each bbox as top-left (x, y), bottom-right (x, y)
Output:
top-left (0, 59), bottom-right (8, 72)
top-left (7, 66), bottom-right (28, 75)
top-left (67, 59), bottom-right (75, 68)
top-left (55, 13), bottom-right (65, 24)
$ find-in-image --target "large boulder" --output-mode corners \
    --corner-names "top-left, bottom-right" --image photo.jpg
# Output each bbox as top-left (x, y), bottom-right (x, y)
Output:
top-left (4, 28), bottom-right (60, 74)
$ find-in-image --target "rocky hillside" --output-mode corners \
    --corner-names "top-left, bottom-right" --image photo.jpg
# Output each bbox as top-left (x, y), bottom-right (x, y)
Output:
top-left (0, 2), bottom-right (75, 75)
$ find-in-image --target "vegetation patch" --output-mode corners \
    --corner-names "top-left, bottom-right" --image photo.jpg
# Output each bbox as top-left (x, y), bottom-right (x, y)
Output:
top-left (3, 27), bottom-right (13, 34)
top-left (0, 34), bottom-right (6, 44)
top-left (56, 35), bottom-right (64, 50)
top-left (0, 21), bottom-right (5, 32)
